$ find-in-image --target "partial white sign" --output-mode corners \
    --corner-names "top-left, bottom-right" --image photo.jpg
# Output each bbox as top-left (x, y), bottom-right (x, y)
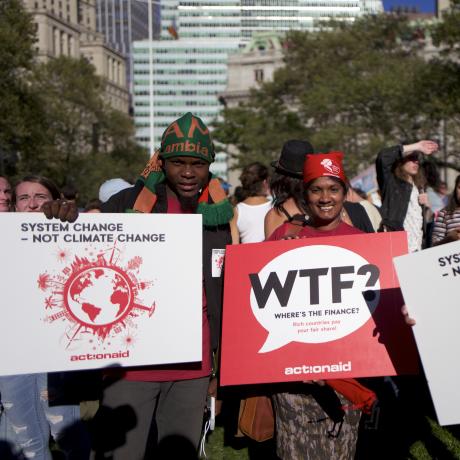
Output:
top-left (250, 244), bottom-right (381, 353)
top-left (0, 213), bottom-right (203, 375)
top-left (394, 240), bottom-right (460, 426)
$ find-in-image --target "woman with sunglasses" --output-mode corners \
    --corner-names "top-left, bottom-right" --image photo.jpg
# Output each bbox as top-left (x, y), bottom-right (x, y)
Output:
top-left (376, 140), bottom-right (438, 252)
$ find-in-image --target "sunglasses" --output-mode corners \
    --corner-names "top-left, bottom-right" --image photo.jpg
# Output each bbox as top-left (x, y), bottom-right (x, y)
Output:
top-left (404, 153), bottom-right (421, 163)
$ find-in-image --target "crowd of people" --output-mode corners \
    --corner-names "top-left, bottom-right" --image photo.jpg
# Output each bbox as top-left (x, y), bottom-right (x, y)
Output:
top-left (0, 111), bottom-right (459, 460)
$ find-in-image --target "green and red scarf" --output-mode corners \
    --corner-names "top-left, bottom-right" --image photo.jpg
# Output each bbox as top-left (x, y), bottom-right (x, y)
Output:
top-left (129, 112), bottom-right (233, 226)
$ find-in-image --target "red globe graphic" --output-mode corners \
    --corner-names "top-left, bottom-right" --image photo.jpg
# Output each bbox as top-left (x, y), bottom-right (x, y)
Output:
top-left (64, 266), bottom-right (133, 327)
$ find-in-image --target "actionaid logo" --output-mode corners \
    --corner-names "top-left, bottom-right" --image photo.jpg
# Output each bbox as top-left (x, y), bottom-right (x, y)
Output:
top-left (38, 246), bottom-right (156, 351)
top-left (320, 158), bottom-right (341, 175)
top-left (248, 245), bottom-right (380, 353)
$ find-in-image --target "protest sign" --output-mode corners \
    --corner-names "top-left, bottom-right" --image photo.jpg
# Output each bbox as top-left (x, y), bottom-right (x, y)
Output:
top-left (221, 231), bottom-right (418, 386)
top-left (0, 213), bottom-right (202, 375)
top-left (394, 240), bottom-right (460, 426)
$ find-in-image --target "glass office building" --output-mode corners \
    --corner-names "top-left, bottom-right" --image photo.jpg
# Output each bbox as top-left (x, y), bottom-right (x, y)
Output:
top-left (96, 0), bottom-right (161, 95)
top-left (133, 0), bottom-right (383, 177)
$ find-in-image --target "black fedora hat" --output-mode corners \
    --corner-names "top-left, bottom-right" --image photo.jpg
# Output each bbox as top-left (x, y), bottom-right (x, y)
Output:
top-left (271, 140), bottom-right (315, 177)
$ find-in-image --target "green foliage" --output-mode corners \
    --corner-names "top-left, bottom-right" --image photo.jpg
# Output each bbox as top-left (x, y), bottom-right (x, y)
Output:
top-left (432, 0), bottom-right (460, 55)
top-left (0, 0), bottom-right (148, 204)
top-left (0, 0), bottom-right (47, 175)
top-left (214, 14), bottom-right (460, 175)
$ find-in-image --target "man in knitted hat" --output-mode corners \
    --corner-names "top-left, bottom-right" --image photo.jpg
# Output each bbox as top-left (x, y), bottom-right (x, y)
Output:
top-left (43, 112), bottom-right (233, 458)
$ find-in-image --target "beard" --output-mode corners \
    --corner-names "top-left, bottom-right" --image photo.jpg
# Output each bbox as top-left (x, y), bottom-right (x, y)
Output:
top-left (178, 194), bottom-right (200, 213)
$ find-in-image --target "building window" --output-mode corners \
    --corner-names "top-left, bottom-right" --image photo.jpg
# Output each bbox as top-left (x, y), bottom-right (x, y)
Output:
top-left (254, 68), bottom-right (264, 83)
top-left (53, 27), bottom-right (58, 55)
top-left (68, 35), bottom-right (73, 56)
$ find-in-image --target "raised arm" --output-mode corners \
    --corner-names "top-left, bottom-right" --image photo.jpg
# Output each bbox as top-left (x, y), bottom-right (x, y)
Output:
top-left (402, 140), bottom-right (438, 156)
top-left (375, 145), bottom-right (403, 196)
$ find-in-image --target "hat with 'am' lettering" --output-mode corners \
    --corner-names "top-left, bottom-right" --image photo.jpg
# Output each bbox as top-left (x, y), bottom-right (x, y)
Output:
top-left (160, 112), bottom-right (215, 163)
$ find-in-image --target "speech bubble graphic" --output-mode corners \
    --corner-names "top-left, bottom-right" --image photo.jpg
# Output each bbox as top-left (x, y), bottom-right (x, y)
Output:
top-left (249, 245), bottom-right (380, 353)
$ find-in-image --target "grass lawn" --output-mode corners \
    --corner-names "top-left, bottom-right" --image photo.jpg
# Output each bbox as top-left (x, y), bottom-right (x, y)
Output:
top-left (203, 416), bottom-right (460, 459)
top-left (204, 425), bottom-right (249, 460)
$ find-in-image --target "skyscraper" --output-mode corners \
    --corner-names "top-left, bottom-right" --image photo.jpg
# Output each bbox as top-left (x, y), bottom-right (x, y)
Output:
top-left (133, 0), bottom-right (383, 176)
top-left (96, 0), bottom-right (161, 95)
top-left (22, 0), bottom-right (129, 113)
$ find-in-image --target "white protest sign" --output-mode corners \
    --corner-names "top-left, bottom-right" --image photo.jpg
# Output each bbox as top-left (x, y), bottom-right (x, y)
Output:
top-left (0, 213), bottom-right (202, 376)
top-left (250, 244), bottom-right (381, 353)
top-left (394, 240), bottom-right (460, 426)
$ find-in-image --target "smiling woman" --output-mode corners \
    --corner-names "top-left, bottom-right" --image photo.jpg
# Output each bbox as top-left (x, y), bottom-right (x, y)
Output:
top-left (0, 175), bottom-right (90, 459)
top-left (267, 151), bottom-right (369, 460)
top-left (13, 175), bottom-right (60, 213)
top-left (305, 175), bottom-right (346, 230)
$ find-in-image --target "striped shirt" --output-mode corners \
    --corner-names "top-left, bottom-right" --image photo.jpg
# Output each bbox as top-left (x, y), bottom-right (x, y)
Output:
top-left (432, 209), bottom-right (460, 244)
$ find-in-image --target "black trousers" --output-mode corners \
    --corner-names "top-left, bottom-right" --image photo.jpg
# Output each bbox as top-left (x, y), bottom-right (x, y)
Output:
top-left (91, 377), bottom-right (209, 460)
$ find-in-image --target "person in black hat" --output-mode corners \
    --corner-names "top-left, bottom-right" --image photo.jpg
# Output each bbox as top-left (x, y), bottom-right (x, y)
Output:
top-left (264, 140), bottom-right (314, 238)
top-left (265, 140), bottom-right (375, 238)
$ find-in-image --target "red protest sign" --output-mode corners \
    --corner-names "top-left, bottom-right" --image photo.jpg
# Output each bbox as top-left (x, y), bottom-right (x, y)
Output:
top-left (220, 231), bottom-right (418, 386)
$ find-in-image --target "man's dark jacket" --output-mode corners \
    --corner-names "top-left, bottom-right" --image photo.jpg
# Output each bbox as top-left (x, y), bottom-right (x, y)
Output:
top-left (102, 181), bottom-right (232, 352)
top-left (376, 144), bottom-right (413, 231)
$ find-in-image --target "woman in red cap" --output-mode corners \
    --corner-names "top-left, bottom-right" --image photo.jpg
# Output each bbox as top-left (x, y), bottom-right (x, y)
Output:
top-left (267, 152), bottom-right (365, 460)
top-left (269, 152), bottom-right (362, 240)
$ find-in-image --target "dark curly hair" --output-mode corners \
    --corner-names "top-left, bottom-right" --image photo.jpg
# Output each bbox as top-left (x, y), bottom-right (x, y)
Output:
top-left (239, 162), bottom-right (269, 199)
top-left (270, 171), bottom-right (307, 213)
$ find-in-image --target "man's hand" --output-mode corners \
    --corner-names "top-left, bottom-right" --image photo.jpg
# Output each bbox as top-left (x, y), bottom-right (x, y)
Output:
top-left (403, 140), bottom-right (439, 156)
top-left (42, 199), bottom-right (79, 223)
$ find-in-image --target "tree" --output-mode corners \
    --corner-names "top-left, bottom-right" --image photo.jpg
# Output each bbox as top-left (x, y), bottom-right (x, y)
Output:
top-left (0, 1), bottom-right (148, 203)
top-left (0, 0), bottom-right (47, 175)
top-left (429, 0), bottom-right (460, 171)
top-left (213, 14), bottom-right (458, 175)
top-left (16, 56), bottom-right (148, 204)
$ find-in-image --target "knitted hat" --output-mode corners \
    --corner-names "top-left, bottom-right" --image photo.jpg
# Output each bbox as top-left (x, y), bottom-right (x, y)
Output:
top-left (303, 151), bottom-right (347, 185)
top-left (160, 112), bottom-right (215, 163)
top-left (125, 113), bottom-right (232, 226)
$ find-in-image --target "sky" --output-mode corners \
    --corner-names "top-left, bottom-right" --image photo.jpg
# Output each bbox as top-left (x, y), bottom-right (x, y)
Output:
top-left (382, 0), bottom-right (436, 12)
